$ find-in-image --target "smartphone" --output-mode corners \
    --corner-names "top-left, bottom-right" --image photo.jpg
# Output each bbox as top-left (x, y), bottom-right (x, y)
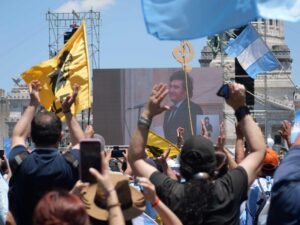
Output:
top-left (0, 150), bottom-right (4, 160)
top-left (111, 146), bottom-right (126, 158)
top-left (217, 84), bottom-right (229, 99)
top-left (80, 139), bottom-right (101, 183)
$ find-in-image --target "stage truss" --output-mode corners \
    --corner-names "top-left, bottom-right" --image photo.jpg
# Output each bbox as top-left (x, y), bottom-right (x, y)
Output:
top-left (46, 10), bottom-right (100, 70)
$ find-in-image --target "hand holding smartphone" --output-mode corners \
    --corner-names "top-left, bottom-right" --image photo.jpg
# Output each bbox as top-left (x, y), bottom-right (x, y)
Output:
top-left (80, 139), bottom-right (101, 183)
top-left (217, 83), bottom-right (230, 99)
top-left (111, 146), bottom-right (126, 158)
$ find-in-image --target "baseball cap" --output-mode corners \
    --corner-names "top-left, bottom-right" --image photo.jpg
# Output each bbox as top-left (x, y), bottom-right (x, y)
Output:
top-left (261, 148), bottom-right (279, 175)
top-left (180, 135), bottom-right (216, 179)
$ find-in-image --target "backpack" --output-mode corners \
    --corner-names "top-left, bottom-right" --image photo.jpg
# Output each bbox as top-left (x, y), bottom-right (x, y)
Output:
top-left (245, 177), bottom-right (273, 225)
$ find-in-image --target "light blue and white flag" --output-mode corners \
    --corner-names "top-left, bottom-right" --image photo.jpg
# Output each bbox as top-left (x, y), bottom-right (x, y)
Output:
top-left (224, 25), bottom-right (281, 78)
top-left (3, 137), bottom-right (10, 157)
top-left (141, 0), bottom-right (259, 40)
top-left (291, 110), bottom-right (300, 144)
top-left (132, 213), bottom-right (158, 225)
top-left (257, 0), bottom-right (300, 22)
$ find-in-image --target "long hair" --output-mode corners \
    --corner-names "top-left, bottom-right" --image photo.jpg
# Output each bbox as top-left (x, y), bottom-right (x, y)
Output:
top-left (179, 178), bottom-right (213, 225)
top-left (33, 190), bottom-right (90, 225)
top-left (179, 150), bottom-right (215, 225)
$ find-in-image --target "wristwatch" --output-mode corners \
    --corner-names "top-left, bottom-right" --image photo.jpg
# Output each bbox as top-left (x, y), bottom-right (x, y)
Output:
top-left (235, 106), bottom-right (250, 122)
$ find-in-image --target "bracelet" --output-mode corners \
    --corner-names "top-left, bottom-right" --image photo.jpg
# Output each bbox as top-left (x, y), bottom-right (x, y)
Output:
top-left (107, 202), bottom-right (121, 210)
top-left (138, 116), bottom-right (152, 129)
top-left (151, 196), bottom-right (160, 208)
top-left (234, 106), bottom-right (250, 122)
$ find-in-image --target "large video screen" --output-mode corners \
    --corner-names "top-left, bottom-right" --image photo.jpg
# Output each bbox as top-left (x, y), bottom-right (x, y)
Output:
top-left (93, 67), bottom-right (224, 145)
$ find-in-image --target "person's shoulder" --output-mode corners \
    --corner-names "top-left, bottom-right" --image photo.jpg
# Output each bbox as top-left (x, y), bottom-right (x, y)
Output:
top-left (9, 145), bottom-right (27, 162)
top-left (216, 166), bottom-right (248, 189)
top-left (150, 171), bottom-right (181, 188)
top-left (189, 100), bottom-right (203, 113)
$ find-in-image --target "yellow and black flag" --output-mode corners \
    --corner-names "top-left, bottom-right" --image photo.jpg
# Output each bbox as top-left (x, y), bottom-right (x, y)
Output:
top-left (21, 21), bottom-right (91, 120)
top-left (146, 131), bottom-right (180, 158)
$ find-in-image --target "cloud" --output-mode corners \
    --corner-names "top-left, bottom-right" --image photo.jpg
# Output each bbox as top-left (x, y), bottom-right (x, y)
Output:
top-left (257, 0), bottom-right (300, 22)
top-left (55, 0), bottom-right (115, 12)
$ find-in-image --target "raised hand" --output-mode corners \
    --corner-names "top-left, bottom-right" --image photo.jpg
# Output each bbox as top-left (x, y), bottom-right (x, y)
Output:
top-left (29, 80), bottom-right (41, 105)
top-left (143, 83), bottom-right (169, 119)
top-left (89, 151), bottom-right (115, 192)
top-left (216, 121), bottom-right (225, 151)
top-left (84, 125), bottom-right (95, 138)
top-left (201, 120), bottom-right (209, 139)
top-left (225, 83), bottom-right (246, 110)
top-left (138, 177), bottom-right (157, 204)
top-left (278, 120), bottom-right (292, 148)
top-left (61, 83), bottom-right (79, 113)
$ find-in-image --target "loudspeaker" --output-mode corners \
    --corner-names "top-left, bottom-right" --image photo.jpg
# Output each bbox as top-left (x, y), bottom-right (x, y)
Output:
top-left (63, 27), bottom-right (78, 44)
top-left (235, 59), bottom-right (255, 105)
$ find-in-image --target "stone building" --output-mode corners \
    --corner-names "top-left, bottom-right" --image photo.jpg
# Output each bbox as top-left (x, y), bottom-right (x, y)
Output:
top-left (0, 89), bottom-right (9, 149)
top-left (6, 80), bottom-right (30, 138)
top-left (199, 19), bottom-right (295, 146)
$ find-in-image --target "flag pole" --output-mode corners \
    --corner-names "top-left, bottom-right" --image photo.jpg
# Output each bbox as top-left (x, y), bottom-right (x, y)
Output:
top-left (172, 41), bottom-right (195, 135)
top-left (88, 108), bottom-right (91, 125)
top-left (263, 20), bottom-right (268, 141)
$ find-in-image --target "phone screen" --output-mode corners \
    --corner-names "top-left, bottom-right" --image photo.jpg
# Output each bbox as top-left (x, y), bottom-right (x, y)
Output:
top-left (216, 84), bottom-right (229, 99)
top-left (111, 146), bottom-right (126, 158)
top-left (80, 140), bottom-right (101, 183)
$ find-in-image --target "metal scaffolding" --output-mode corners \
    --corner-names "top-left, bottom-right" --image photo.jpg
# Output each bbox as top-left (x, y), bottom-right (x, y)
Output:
top-left (46, 10), bottom-right (100, 69)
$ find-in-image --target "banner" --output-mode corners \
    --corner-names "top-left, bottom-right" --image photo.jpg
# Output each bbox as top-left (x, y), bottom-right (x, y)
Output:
top-left (21, 21), bottom-right (91, 120)
top-left (146, 130), bottom-right (180, 158)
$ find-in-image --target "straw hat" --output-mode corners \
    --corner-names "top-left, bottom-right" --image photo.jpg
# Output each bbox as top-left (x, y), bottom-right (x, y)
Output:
top-left (81, 173), bottom-right (145, 221)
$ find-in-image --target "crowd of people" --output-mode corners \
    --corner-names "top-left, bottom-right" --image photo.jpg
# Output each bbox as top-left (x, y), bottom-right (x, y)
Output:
top-left (0, 77), bottom-right (297, 225)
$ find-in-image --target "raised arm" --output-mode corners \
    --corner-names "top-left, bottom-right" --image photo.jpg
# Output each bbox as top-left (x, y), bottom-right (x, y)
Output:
top-left (128, 83), bottom-right (169, 178)
top-left (235, 123), bottom-right (245, 164)
top-left (89, 152), bottom-right (125, 225)
top-left (226, 83), bottom-right (266, 186)
top-left (279, 120), bottom-right (292, 148)
top-left (61, 84), bottom-right (85, 148)
top-left (11, 81), bottom-right (40, 149)
top-left (157, 145), bottom-right (178, 180)
top-left (216, 122), bottom-right (238, 169)
top-left (139, 177), bottom-right (182, 225)
top-left (176, 127), bottom-right (184, 149)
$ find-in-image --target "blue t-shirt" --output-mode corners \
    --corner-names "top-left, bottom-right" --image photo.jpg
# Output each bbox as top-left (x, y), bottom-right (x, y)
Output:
top-left (267, 147), bottom-right (300, 225)
top-left (9, 145), bottom-right (80, 225)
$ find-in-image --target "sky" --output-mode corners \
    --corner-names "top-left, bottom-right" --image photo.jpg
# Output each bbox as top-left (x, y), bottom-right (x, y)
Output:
top-left (0, 0), bottom-right (299, 93)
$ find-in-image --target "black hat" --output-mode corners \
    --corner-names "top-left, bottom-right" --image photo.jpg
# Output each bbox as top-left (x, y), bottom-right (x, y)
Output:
top-left (180, 136), bottom-right (216, 179)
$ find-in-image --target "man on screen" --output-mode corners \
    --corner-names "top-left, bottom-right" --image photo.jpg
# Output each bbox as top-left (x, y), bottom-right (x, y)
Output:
top-left (163, 70), bottom-right (203, 143)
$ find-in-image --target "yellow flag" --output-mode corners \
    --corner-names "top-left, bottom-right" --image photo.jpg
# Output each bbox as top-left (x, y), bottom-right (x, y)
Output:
top-left (146, 131), bottom-right (180, 158)
top-left (21, 21), bottom-right (91, 120)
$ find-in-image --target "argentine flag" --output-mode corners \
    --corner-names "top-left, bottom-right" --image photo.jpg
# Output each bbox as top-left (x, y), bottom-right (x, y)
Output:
top-left (141, 0), bottom-right (259, 40)
top-left (291, 110), bottom-right (300, 144)
top-left (224, 25), bottom-right (281, 78)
